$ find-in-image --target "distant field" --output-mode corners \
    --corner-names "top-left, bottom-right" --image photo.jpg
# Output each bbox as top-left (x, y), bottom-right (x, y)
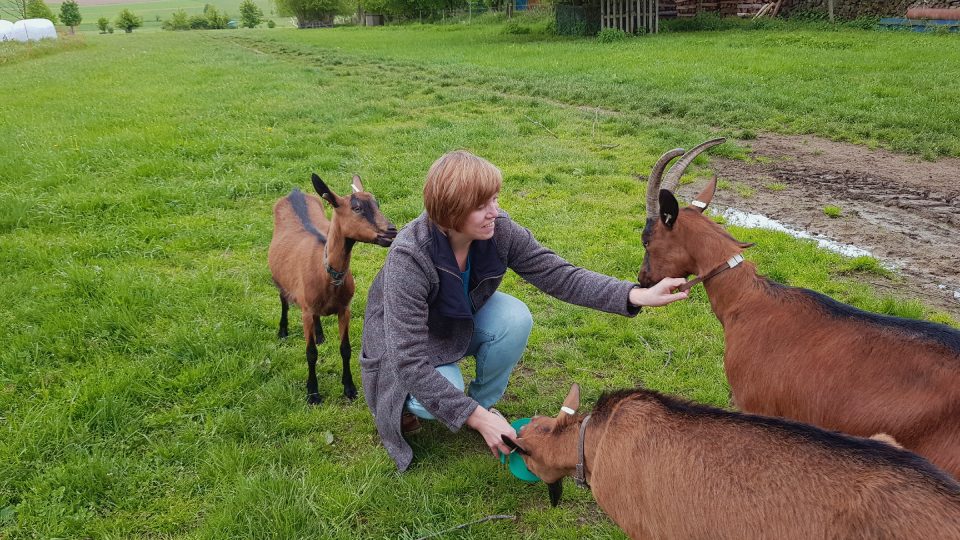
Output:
top-left (49, 0), bottom-right (292, 32)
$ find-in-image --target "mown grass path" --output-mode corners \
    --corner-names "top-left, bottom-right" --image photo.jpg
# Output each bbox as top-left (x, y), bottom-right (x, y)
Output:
top-left (1, 27), bottom-right (956, 538)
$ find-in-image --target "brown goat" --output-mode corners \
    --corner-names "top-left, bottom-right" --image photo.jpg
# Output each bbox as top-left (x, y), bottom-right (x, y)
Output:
top-left (503, 384), bottom-right (960, 540)
top-left (636, 139), bottom-right (960, 478)
top-left (268, 173), bottom-right (396, 404)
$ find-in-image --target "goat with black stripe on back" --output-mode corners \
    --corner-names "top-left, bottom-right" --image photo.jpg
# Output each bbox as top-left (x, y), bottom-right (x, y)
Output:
top-left (635, 138), bottom-right (960, 479)
top-left (503, 383), bottom-right (960, 540)
top-left (269, 173), bottom-right (397, 404)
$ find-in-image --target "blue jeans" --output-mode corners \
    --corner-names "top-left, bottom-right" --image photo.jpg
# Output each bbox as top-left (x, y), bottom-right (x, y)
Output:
top-left (406, 292), bottom-right (533, 419)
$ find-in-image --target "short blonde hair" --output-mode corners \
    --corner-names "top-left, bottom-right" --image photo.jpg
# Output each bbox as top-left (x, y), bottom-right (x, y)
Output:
top-left (423, 151), bottom-right (502, 230)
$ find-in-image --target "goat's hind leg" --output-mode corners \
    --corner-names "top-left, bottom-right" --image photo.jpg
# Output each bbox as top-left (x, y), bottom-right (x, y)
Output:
top-left (277, 291), bottom-right (290, 339)
top-left (303, 308), bottom-right (322, 405)
top-left (338, 308), bottom-right (357, 401)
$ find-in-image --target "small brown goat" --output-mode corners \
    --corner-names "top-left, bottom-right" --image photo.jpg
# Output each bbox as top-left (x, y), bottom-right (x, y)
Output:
top-left (636, 138), bottom-right (960, 478)
top-left (503, 384), bottom-right (960, 540)
top-left (268, 174), bottom-right (396, 404)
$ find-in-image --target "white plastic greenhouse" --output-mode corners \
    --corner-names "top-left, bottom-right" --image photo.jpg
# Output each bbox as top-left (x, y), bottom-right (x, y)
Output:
top-left (3, 18), bottom-right (58, 42)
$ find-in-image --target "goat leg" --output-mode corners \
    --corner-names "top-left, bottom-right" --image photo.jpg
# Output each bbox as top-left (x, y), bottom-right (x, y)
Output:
top-left (339, 308), bottom-right (357, 401)
top-left (303, 309), bottom-right (322, 405)
top-left (314, 314), bottom-right (325, 345)
top-left (277, 292), bottom-right (289, 339)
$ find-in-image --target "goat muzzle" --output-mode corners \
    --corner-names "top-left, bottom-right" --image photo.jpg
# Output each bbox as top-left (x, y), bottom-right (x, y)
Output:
top-left (376, 227), bottom-right (398, 247)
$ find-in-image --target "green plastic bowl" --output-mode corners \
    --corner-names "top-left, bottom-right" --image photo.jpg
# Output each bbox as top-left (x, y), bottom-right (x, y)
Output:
top-left (500, 417), bottom-right (539, 483)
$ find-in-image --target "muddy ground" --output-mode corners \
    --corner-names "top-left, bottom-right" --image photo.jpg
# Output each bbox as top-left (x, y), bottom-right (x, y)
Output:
top-left (673, 133), bottom-right (959, 318)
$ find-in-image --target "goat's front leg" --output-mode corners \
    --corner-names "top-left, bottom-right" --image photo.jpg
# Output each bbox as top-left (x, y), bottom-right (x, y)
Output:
top-left (313, 314), bottom-right (325, 345)
top-left (338, 308), bottom-right (357, 401)
top-left (303, 308), bottom-right (322, 405)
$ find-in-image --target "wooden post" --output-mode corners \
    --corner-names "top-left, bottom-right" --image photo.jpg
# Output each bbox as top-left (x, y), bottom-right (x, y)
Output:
top-left (828, 0), bottom-right (834, 21)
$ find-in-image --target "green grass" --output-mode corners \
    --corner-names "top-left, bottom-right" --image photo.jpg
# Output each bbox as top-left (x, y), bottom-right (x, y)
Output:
top-left (1, 24), bottom-right (958, 538)
top-left (823, 204), bottom-right (842, 217)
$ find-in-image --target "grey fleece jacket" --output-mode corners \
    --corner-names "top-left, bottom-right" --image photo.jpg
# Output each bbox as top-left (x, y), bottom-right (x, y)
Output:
top-left (360, 210), bottom-right (641, 471)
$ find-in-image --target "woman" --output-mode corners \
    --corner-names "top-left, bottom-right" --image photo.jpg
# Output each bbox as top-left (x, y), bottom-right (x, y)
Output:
top-left (360, 151), bottom-right (688, 471)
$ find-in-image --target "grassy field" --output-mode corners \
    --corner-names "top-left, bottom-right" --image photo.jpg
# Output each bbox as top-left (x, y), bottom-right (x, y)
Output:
top-left (1, 20), bottom-right (958, 538)
top-left (48, 0), bottom-right (291, 33)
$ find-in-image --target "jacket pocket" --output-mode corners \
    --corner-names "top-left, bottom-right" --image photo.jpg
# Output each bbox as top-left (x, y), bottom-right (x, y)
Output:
top-left (359, 351), bottom-right (382, 414)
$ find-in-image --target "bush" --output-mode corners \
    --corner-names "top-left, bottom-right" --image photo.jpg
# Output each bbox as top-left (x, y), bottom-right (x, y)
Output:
top-left (203, 4), bottom-right (230, 28)
top-left (188, 15), bottom-right (210, 28)
top-left (162, 9), bottom-right (190, 30)
top-left (267, 19), bottom-right (276, 27)
top-left (115, 8), bottom-right (143, 32)
top-left (273, 0), bottom-right (351, 26)
top-left (97, 16), bottom-right (109, 33)
top-left (596, 27), bottom-right (627, 42)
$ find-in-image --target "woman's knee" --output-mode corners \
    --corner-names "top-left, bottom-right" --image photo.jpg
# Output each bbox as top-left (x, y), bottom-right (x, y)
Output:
top-left (479, 293), bottom-right (533, 339)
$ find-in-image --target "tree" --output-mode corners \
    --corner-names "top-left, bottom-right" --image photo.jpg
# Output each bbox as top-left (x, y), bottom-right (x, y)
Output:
top-left (239, 0), bottom-right (264, 27)
top-left (25, 0), bottom-right (56, 22)
top-left (59, 0), bottom-right (81, 33)
top-left (97, 16), bottom-right (109, 32)
top-left (1, 0), bottom-right (28, 20)
top-left (114, 8), bottom-right (142, 32)
top-left (273, 0), bottom-right (350, 26)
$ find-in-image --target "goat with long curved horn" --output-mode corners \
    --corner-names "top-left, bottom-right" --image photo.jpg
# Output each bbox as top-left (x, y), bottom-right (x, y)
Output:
top-left (646, 148), bottom-right (685, 221)
top-left (660, 137), bottom-right (726, 194)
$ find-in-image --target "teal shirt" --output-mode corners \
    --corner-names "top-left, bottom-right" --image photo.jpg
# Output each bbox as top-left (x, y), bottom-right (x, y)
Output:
top-left (461, 255), bottom-right (472, 313)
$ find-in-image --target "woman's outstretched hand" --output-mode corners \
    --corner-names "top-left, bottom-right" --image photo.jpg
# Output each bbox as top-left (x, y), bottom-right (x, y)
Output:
top-left (466, 405), bottom-right (516, 458)
top-left (629, 277), bottom-right (689, 307)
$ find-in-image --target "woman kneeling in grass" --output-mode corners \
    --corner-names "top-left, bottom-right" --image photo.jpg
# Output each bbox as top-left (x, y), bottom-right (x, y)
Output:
top-left (360, 150), bottom-right (688, 471)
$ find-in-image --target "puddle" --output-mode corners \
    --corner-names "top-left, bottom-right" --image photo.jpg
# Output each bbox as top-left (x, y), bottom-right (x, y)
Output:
top-left (716, 207), bottom-right (878, 261)
top-left (715, 206), bottom-right (960, 305)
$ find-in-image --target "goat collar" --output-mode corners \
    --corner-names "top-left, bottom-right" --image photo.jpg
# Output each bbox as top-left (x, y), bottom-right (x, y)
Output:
top-left (677, 253), bottom-right (745, 293)
top-left (574, 414), bottom-right (592, 489)
top-left (324, 245), bottom-right (347, 287)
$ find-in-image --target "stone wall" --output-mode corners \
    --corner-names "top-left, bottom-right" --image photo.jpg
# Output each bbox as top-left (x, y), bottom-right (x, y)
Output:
top-left (780, 0), bottom-right (960, 18)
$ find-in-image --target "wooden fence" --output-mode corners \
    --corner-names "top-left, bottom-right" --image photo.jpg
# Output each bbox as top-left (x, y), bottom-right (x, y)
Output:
top-left (600, 0), bottom-right (659, 33)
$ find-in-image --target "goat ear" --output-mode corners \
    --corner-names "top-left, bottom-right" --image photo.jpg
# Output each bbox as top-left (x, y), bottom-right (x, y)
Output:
top-left (738, 241), bottom-right (755, 249)
top-left (555, 383), bottom-right (581, 429)
top-left (658, 189), bottom-right (680, 229)
top-left (501, 435), bottom-right (529, 455)
top-left (690, 176), bottom-right (717, 213)
top-left (311, 173), bottom-right (339, 208)
top-left (351, 174), bottom-right (365, 193)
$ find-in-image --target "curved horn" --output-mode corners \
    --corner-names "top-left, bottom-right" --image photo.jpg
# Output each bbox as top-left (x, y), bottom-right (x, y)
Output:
top-left (661, 137), bottom-right (726, 194)
top-left (646, 148), bottom-right (685, 221)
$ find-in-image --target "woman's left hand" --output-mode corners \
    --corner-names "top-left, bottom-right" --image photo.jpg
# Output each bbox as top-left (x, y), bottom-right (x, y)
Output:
top-left (629, 277), bottom-right (689, 307)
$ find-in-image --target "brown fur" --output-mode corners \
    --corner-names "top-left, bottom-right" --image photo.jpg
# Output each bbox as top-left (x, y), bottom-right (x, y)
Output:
top-left (637, 179), bottom-right (960, 479)
top-left (514, 384), bottom-right (960, 540)
top-left (268, 174), bottom-right (395, 404)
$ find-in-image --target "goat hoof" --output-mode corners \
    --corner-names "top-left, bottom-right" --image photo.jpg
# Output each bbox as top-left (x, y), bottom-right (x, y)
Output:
top-left (307, 392), bottom-right (323, 405)
top-left (343, 385), bottom-right (358, 401)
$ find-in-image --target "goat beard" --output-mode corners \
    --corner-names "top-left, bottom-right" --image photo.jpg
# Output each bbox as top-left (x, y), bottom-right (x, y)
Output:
top-left (548, 480), bottom-right (563, 507)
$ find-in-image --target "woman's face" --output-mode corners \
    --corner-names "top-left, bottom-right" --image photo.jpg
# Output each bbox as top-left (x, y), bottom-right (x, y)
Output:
top-left (457, 193), bottom-right (499, 241)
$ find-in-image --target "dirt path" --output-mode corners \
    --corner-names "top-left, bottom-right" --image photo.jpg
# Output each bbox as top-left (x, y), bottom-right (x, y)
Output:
top-left (674, 133), bottom-right (960, 317)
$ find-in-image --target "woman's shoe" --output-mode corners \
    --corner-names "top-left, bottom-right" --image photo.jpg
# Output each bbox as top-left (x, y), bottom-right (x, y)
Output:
top-left (401, 411), bottom-right (422, 435)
